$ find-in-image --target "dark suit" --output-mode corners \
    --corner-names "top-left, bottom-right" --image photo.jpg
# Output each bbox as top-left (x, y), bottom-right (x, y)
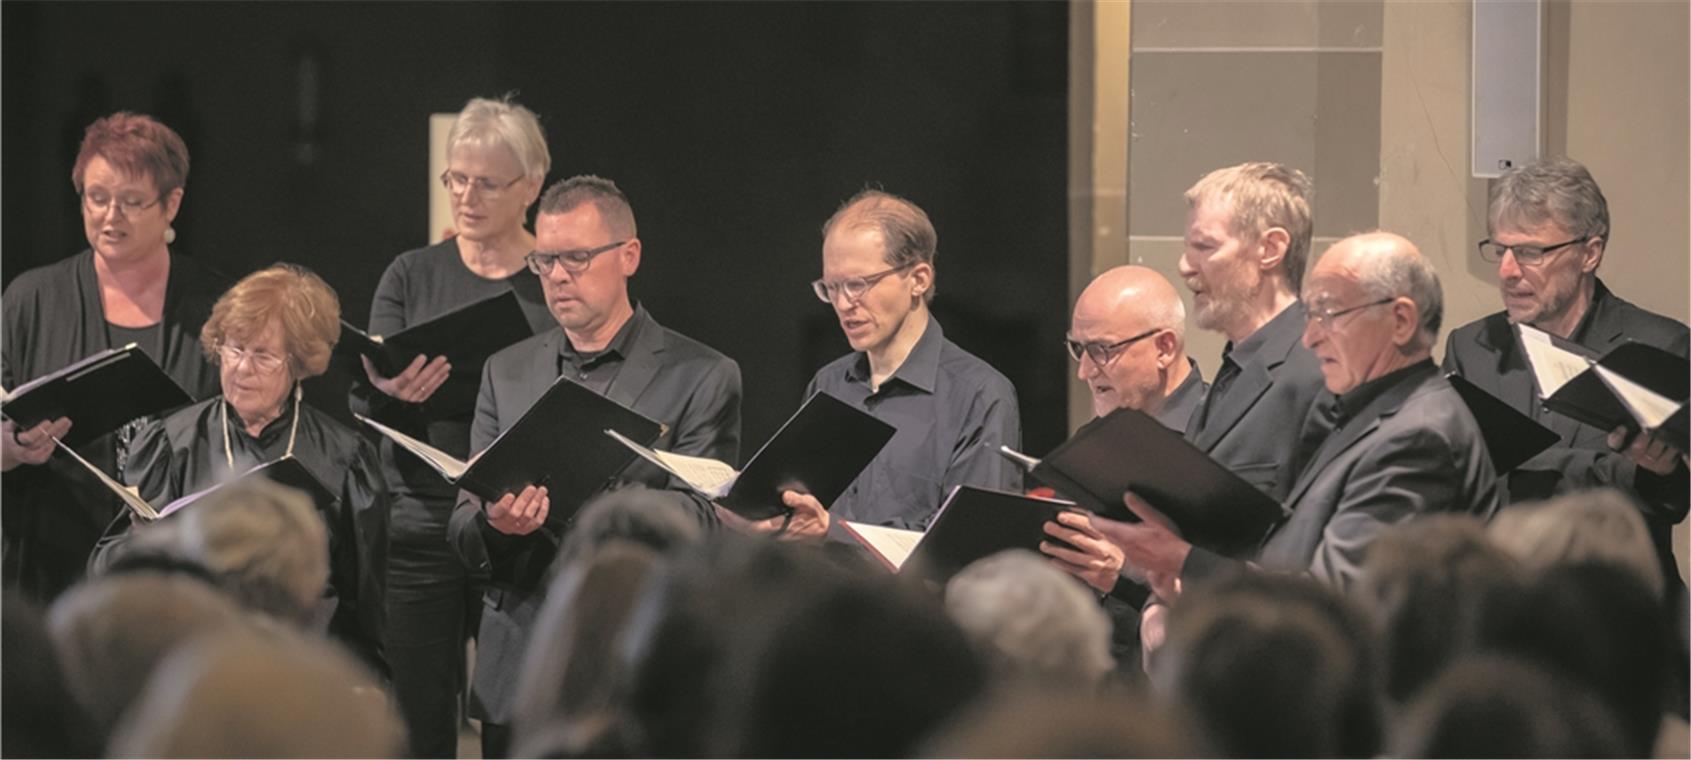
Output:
top-left (1253, 362), bottom-right (1501, 591)
top-left (1185, 302), bottom-right (1332, 502)
top-left (446, 306), bottom-right (740, 741)
top-left (1443, 279), bottom-right (1690, 593)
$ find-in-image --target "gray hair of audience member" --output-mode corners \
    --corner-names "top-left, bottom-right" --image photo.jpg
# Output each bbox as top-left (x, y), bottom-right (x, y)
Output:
top-left (1488, 155), bottom-right (1611, 244)
top-left (1389, 654), bottom-right (1630, 759)
top-left (447, 95), bottom-right (551, 181)
top-left (134, 478), bottom-right (330, 625)
top-left (944, 549), bottom-right (1115, 688)
top-left (822, 188), bottom-right (940, 302)
top-left (1184, 161), bottom-right (1315, 292)
top-left (1353, 515), bottom-right (1526, 705)
top-left (47, 572), bottom-right (250, 734)
top-left (536, 174), bottom-right (638, 238)
top-left (511, 542), bottom-right (661, 758)
top-left (1336, 230), bottom-right (1445, 347)
top-left (920, 687), bottom-right (1209, 758)
top-left (1486, 487), bottom-right (1664, 598)
top-left (107, 626), bottom-right (403, 758)
top-left (1155, 572), bottom-right (1383, 759)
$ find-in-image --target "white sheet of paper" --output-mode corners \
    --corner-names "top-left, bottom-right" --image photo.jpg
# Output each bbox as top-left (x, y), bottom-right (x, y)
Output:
top-left (1517, 324), bottom-right (1592, 396)
top-left (1593, 364), bottom-right (1681, 429)
top-left (606, 429), bottom-right (739, 497)
top-left (843, 521), bottom-right (923, 570)
top-left (356, 414), bottom-right (468, 480)
top-left (54, 437), bottom-right (158, 520)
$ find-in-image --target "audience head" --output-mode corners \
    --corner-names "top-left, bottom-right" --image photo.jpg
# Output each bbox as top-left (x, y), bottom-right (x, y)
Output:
top-left (530, 175), bottom-right (642, 338)
top-left (1390, 655), bottom-right (1630, 758)
top-left (1354, 515), bottom-right (1526, 705)
top-left (1484, 156), bottom-right (1608, 330)
top-left (2, 592), bottom-right (102, 758)
top-left (921, 688), bottom-right (1208, 758)
top-left (1154, 572), bottom-right (1382, 758)
top-left (72, 112), bottom-right (189, 265)
top-left (944, 549), bottom-right (1115, 688)
top-left (1179, 161), bottom-right (1313, 339)
top-left (107, 627), bottom-right (403, 758)
top-left (1068, 265), bottom-right (1191, 418)
top-left (442, 95), bottom-right (548, 242)
top-left (1301, 231), bottom-right (1442, 393)
top-left (1487, 487), bottom-right (1664, 597)
top-left (554, 484), bottom-right (706, 573)
top-left (817, 189), bottom-right (938, 355)
top-left (47, 572), bottom-right (250, 734)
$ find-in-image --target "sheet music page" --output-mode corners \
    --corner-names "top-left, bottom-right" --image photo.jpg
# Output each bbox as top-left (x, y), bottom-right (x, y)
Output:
top-left (1593, 364), bottom-right (1680, 429)
top-left (1517, 324), bottom-right (1592, 396)
top-left (843, 522), bottom-right (923, 570)
top-left (356, 415), bottom-right (467, 479)
top-left (53, 437), bottom-right (158, 520)
top-left (606, 429), bottom-right (738, 497)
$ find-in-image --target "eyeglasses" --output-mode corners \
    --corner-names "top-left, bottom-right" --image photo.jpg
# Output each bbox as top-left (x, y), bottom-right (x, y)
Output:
top-left (1307, 297), bottom-right (1396, 329)
top-left (1065, 327), bottom-right (1161, 365)
top-left (811, 263), bottom-right (914, 304)
top-left (82, 190), bottom-right (163, 217)
top-left (439, 170), bottom-right (526, 199)
top-left (1477, 236), bottom-right (1589, 266)
top-left (217, 343), bottom-right (287, 374)
top-left (525, 240), bottom-right (628, 276)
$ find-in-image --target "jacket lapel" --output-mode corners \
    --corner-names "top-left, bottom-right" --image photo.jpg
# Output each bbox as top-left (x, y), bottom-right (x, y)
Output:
top-left (606, 311), bottom-right (664, 410)
top-left (1280, 374), bottom-right (1421, 508)
top-left (1192, 359), bottom-right (1271, 451)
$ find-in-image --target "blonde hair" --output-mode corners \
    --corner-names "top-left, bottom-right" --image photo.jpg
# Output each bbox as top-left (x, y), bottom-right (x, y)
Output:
top-left (1185, 162), bottom-right (1315, 292)
top-left (201, 264), bottom-right (341, 378)
top-left (449, 95), bottom-right (551, 181)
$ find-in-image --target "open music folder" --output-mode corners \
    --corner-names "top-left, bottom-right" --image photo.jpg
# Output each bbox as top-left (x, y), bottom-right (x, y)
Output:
top-left (1517, 323), bottom-right (1689, 449)
top-left (58, 444), bottom-right (331, 523)
top-left (1, 344), bottom-right (193, 448)
top-left (336, 291), bottom-right (534, 414)
top-left (358, 376), bottom-right (664, 525)
top-left (606, 391), bottom-right (896, 520)
top-left (842, 485), bottom-right (1080, 582)
top-left (1444, 373), bottom-right (1563, 472)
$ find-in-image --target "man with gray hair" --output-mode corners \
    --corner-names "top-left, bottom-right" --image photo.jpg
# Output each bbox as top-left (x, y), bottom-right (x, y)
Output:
top-left (1094, 233), bottom-right (1499, 604)
top-left (1443, 156), bottom-right (1688, 599)
top-left (945, 550), bottom-right (1115, 689)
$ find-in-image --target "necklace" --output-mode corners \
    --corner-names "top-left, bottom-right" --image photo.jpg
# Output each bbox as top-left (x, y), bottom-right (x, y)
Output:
top-left (221, 384), bottom-right (302, 473)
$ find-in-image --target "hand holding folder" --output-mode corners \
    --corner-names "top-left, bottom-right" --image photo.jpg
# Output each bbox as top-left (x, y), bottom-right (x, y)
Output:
top-left (842, 486), bottom-right (1082, 583)
top-left (1517, 324), bottom-right (1690, 450)
top-left (338, 291), bottom-right (534, 414)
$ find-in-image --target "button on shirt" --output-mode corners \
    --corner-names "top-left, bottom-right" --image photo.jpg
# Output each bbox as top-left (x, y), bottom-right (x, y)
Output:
top-left (557, 307), bottom-right (643, 396)
top-left (806, 317), bottom-right (1022, 531)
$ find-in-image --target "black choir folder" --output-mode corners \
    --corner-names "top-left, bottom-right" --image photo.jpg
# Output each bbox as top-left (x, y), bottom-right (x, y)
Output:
top-left (1444, 373), bottom-right (1562, 472)
top-left (1027, 407), bottom-right (1286, 559)
top-left (843, 486), bottom-right (1079, 582)
top-left (1517, 324), bottom-right (1690, 450)
top-left (336, 291), bottom-right (533, 413)
top-left (357, 376), bottom-right (663, 525)
top-left (60, 445), bottom-right (331, 523)
top-left (0, 344), bottom-right (193, 448)
top-left (607, 391), bottom-right (897, 521)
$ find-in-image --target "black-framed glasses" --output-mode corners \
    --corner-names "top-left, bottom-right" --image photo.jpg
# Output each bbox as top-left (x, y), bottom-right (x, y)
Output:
top-left (1477, 236), bottom-right (1589, 266)
top-left (525, 240), bottom-right (628, 276)
top-left (811, 263), bottom-right (914, 304)
top-left (439, 169), bottom-right (526, 198)
top-left (81, 190), bottom-right (164, 217)
top-left (1307, 297), bottom-right (1396, 329)
top-left (1065, 327), bottom-right (1161, 365)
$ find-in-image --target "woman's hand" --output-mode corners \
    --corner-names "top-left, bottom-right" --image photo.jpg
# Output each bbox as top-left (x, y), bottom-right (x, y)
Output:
top-left (486, 484), bottom-right (548, 535)
top-left (363, 354), bottom-right (452, 404)
top-left (1, 417), bottom-right (70, 472)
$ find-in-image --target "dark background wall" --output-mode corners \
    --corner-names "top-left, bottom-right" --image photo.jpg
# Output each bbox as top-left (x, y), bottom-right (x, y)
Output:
top-left (3, 1), bottom-right (1070, 455)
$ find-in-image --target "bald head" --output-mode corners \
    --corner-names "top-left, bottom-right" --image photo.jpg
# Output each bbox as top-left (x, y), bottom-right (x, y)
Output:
top-left (1302, 232), bottom-right (1443, 393)
top-left (1070, 266), bottom-right (1191, 418)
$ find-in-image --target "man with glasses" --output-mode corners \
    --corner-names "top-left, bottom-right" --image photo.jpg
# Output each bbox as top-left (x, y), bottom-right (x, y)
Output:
top-left (446, 175), bottom-right (740, 758)
top-left (1444, 156), bottom-right (1689, 600)
top-left (795, 188), bottom-right (1021, 537)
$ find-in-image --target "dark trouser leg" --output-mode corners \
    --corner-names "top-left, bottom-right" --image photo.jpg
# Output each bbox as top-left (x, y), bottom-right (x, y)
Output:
top-left (386, 543), bottom-right (470, 758)
top-left (481, 722), bottom-right (512, 760)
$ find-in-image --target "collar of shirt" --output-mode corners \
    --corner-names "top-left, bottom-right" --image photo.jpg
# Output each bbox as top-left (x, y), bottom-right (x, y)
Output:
top-left (559, 301), bottom-right (646, 371)
top-left (1565, 277), bottom-right (1615, 346)
top-left (845, 316), bottom-right (944, 395)
top-left (220, 394), bottom-right (299, 446)
top-left (1330, 359), bottom-right (1436, 425)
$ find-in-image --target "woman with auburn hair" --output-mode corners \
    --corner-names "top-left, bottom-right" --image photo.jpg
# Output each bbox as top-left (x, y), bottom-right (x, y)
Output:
top-left (1, 112), bottom-right (225, 603)
top-left (94, 264), bottom-right (390, 670)
top-left (348, 94), bottom-right (556, 757)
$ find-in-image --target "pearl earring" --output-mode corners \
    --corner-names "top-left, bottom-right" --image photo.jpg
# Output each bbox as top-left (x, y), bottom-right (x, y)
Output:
top-left (164, 226), bottom-right (177, 244)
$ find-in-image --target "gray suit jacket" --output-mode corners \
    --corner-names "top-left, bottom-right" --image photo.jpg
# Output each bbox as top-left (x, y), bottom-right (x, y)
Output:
top-left (447, 306), bottom-right (740, 724)
top-left (1254, 363), bottom-right (1501, 592)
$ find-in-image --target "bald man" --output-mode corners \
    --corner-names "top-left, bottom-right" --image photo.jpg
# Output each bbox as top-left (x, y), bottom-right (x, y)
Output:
top-left (1096, 233), bottom-right (1500, 606)
top-left (1067, 266), bottom-right (1208, 428)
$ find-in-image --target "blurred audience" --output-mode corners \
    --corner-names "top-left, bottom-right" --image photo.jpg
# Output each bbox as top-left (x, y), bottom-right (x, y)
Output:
top-left (921, 688), bottom-right (1208, 758)
top-left (1389, 654), bottom-right (1631, 758)
top-left (945, 549), bottom-right (1115, 689)
top-left (1, 592), bottom-right (102, 758)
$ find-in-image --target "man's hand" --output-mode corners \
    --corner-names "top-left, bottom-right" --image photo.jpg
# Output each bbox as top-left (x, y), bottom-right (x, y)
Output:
top-left (716, 490), bottom-right (830, 543)
top-left (1089, 491), bottom-right (1191, 601)
top-left (486, 484), bottom-right (548, 535)
top-left (1, 417), bottom-right (70, 472)
top-left (1040, 510), bottom-right (1128, 593)
top-left (363, 354), bottom-right (452, 404)
top-left (1140, 601), bottom-right (1170, 674)
top-left (1609, 425), bottom-right (1684, 476)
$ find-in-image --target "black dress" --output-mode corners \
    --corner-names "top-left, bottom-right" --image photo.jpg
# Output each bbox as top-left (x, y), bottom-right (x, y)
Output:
top-left (1, 250), bottom-right (223, 601)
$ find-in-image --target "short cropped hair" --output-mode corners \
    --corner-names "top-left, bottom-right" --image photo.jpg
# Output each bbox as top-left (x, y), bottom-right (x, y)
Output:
top-left (1185, 162), bottom-right (1314, 292)
top-left (538, 175), bottom-right (638, 239)
top-left (822, 189), bottom-right (939, 302)
top-left (72, 112), bottom-right (190, 195)
top-left (945, 550), bottom-right (1115, 687)
top-left (1352, 233), bottom-right (1445, 347)
top-left (1489, 156), bottom-right (1610, 245)
top-left (201, 264), bottom-right (342, 379)
top-left (448, 95), bottom-right (551, 182)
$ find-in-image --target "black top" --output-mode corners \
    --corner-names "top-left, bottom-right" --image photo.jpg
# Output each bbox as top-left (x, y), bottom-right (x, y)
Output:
top-left (806, 317), bottom-right (1022, 531)
top-left (1155, 358), bottom-right (1209, 432)
top-left (1, 250), bottom-right (224, 601)
top-left (347, 238), bottom-right (553, 547)
top-left (105, 323), bottom-right (165, 365)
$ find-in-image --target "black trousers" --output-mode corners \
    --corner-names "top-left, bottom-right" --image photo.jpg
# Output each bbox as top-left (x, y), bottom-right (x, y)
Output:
top-left (386, 533), bottom-right (479, 758)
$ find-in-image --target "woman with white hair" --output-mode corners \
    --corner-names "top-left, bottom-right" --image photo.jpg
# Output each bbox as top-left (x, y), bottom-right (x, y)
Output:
top-left (347, 95), bottom-right (558, 757)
